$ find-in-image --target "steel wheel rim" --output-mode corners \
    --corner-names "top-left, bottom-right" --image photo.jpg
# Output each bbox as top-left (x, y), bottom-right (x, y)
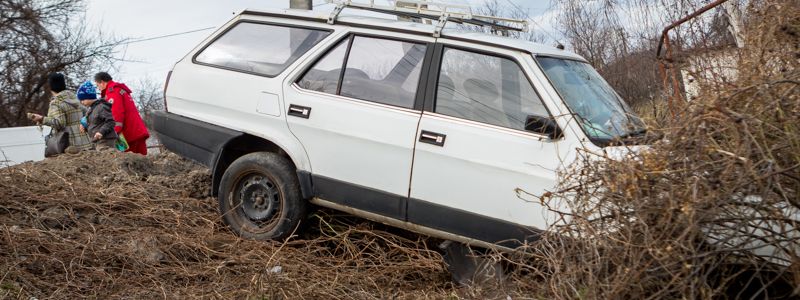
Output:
top-left (231, 171), bottom-right (283, 232)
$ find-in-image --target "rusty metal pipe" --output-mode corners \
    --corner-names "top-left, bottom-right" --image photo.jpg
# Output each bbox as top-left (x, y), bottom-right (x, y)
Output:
top-left (656, 0), bottom-right (729, 58)
top-left (656, 0), bottom-right (730, 116)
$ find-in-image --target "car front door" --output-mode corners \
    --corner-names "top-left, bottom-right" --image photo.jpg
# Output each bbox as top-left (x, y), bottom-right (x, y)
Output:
top-left (408, 42), bottom-right (581, 247)
top-left (285, 31), bottom-right (434, 220)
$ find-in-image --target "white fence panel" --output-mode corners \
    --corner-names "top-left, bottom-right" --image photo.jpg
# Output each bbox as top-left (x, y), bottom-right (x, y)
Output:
top-left (0, 126), bottom-right (51, 167)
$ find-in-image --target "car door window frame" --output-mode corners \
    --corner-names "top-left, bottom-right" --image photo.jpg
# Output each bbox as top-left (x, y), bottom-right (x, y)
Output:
top-left (420, 43), bottom-right (561, 139)
top-left (293, 32), bottom-right (435, 111)
top-left (192, 20), bottom-right (333, 78)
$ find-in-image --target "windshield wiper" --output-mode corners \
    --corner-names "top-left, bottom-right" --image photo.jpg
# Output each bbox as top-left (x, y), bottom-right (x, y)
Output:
top-left (616, 128), bottom-right (647, 140)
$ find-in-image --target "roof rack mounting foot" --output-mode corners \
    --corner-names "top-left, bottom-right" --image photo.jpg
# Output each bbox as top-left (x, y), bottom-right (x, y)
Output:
top-left (328, 3), bottom-right (345, 25)
top-left (434, 13), bottom-right (449, 38)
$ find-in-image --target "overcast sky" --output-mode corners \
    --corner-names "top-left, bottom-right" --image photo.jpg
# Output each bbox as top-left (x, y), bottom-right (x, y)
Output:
top-left (85, 0), bottom-right (555, 87)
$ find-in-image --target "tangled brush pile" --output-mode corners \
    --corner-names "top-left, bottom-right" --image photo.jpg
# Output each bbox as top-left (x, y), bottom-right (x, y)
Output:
top-left (524, 1), bottom-right (799, 299)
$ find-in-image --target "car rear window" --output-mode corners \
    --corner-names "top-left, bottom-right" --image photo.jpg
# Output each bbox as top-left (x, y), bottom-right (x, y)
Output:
top-left (195, 22), bottom-right (330, 76)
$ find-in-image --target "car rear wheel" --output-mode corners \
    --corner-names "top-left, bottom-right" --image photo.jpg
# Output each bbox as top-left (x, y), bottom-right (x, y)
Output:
top-left (218, 152), bottom-right (306, 240)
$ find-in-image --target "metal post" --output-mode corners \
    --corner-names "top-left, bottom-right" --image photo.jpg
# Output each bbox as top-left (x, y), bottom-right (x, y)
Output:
top-left (290, 0), bottom-right (313, 10)
top-left (655, 0), bottom-right (730, 117)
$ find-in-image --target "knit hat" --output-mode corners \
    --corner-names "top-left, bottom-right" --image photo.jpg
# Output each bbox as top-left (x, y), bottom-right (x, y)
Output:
top-left (48, 73), bottom-right (66, 93)
top-left (76, 81), bottom-right (98, 100)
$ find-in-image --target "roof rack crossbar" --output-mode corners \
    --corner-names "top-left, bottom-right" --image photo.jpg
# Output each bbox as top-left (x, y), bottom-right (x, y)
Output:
top-left (325, 0), bottom-right (528, 36)
top-left (459, 17), bottom-right (526, 33)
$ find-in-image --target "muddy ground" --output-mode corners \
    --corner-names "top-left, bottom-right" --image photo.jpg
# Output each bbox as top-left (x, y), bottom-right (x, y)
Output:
top-left (0, 151), bottom-right (534, 299)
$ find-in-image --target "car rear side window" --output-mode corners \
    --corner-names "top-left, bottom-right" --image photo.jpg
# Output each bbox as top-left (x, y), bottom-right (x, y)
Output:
top-left (195, 22), bottom-right (330, 77)
top-left (435, 48), bottom-right (548, 131)
top-left (297, 35), bottom-right (427, 109)
top-left (341, 37), bottom-right (426, 108)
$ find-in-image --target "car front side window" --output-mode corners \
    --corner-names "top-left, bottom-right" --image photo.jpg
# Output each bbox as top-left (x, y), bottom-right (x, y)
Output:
top-left (435, 48), bottom-right (549, 131)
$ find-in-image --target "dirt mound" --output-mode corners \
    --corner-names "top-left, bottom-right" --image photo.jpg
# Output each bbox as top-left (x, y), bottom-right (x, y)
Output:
top-left (0, 151), bottom-right (464, 299)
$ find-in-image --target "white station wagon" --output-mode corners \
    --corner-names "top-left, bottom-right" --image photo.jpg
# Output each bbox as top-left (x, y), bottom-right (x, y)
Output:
top-left (153, 1), bottom-right (647, 251)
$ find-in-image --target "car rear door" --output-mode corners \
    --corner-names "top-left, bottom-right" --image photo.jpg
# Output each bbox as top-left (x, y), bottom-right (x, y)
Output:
top-left (408, 41), bottom-right (581, 247)
top-left (284, 30), bottom-right (435, 220)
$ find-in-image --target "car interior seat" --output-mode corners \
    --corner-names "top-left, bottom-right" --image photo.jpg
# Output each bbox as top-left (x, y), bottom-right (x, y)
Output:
top-left (463, 78), bottom-right (510, 127)
top-left (340, 68), bottom-right (373, 99)
top-left (435, 74), bottom-right (473, 120)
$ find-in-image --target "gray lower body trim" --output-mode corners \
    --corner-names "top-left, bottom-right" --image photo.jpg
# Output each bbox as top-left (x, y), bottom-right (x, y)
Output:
top-left (310, 198), bottom-right (515, 252)
top-left (310, 174), bottom-right (541, 248)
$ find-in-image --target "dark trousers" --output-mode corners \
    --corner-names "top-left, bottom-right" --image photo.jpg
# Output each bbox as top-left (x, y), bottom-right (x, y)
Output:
top-left (94, 139), bottom-right (116, 150)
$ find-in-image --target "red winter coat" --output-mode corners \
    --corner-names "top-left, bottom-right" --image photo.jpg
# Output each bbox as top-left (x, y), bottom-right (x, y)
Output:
top-left (101, 81), bottom-right (150, 142)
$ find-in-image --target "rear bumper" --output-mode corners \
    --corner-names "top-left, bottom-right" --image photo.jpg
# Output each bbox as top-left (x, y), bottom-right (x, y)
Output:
top-left (151, 111), bottom-right (242, 168)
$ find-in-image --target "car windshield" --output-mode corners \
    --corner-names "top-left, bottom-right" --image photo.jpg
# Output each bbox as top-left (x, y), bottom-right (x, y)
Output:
top-left (537, 57), bottom-right (645, 145)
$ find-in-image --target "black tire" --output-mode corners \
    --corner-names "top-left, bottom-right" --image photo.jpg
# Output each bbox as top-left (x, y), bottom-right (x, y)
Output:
top-left (218, 152), bottom-right (306, 240)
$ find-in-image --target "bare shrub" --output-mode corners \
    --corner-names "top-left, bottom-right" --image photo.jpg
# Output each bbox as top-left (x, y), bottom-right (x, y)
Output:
top-left (520, 1), bottom-right (800, 299)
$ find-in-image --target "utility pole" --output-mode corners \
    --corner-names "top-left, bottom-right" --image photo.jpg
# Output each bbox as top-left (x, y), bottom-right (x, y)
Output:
top-left (290, 0), bottom-right (313, 10)
top-left (289, 0), bottom-right (312, 53)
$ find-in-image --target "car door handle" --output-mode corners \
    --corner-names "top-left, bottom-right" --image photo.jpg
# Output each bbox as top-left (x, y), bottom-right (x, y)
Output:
top-left (419, 130), bottom-right (446, 147)
top-left (288, 104), bottom-right (311, 119)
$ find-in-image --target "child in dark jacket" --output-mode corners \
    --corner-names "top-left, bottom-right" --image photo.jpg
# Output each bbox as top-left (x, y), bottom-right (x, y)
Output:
top-left (77, 81), bottom-right (118, 149)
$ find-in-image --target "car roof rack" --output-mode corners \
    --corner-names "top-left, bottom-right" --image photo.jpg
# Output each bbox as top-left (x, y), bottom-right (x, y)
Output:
top-left (325, 0), bottom-right (528, 38)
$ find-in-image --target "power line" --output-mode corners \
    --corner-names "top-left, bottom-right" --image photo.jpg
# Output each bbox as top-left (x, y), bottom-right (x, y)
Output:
top-left (121, 26), bottom-right (216, 45)
top-left (503, 0), bottom-right (562, 45)
top-left (120, 0), bottom-right (329, 44)
top-left (120, 0), bottom-right (330, 45)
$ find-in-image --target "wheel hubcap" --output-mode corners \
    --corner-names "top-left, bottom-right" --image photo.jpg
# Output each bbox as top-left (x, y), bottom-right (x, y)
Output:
top-left (238, 174), bottom-right (280, 223)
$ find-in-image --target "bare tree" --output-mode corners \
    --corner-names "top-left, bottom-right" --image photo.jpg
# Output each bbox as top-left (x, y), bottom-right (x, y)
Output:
top-left (550, 0), bottom-right (746, 109)
top-left (0, 0), bottom-right (118, 128)
top-left (464, 0), bottom-right (548, 43)
top-left (132, 76), bottom-right (165, 129)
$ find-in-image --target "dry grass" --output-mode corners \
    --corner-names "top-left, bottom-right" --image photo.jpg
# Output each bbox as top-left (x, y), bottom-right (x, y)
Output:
top-left (0, 152), bottom-right (457, 299)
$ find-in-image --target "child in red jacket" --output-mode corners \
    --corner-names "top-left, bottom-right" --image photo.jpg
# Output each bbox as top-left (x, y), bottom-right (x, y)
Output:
top-left (94, 72), bottom-right (150, 155)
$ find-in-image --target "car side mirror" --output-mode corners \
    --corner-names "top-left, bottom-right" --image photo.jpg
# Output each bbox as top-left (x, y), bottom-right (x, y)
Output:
top-left (525, 115), bottom-right (563, 139)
